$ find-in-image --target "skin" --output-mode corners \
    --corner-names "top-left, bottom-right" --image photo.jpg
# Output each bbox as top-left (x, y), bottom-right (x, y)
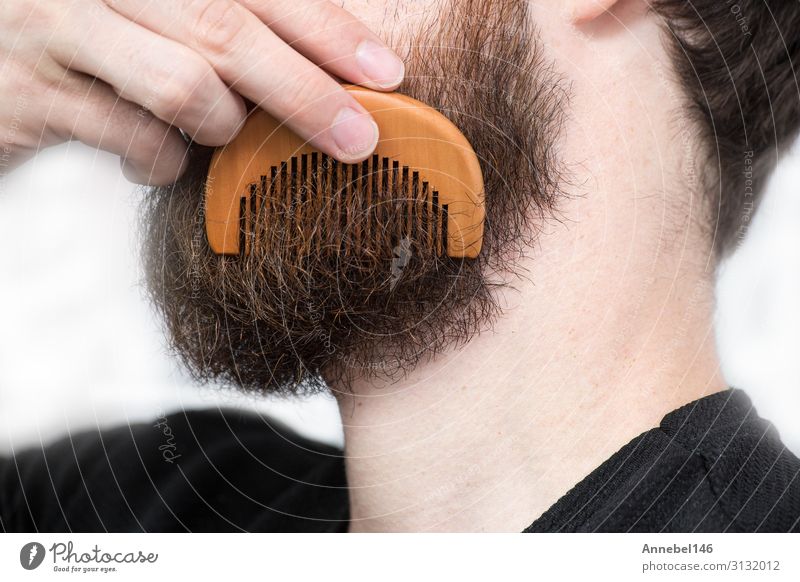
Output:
top-left (336, 0), bottom-right (727, 532)
top-left (1, 0), bottom-right (728, 532)
top-left (0, 0), bottom-right (405, 184)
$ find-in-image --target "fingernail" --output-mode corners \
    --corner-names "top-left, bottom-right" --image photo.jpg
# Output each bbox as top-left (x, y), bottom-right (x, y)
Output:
top-left (331, 107), bottom-right (379, 162)
top-left (356, 40), bottom-right (405, 90)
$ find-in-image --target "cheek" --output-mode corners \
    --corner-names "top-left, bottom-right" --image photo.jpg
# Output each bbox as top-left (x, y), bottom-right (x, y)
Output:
top-left (338, 0), bottom-right (439, 41)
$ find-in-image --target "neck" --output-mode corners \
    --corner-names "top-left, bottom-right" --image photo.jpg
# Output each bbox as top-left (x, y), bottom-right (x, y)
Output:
top-left (334, 209), bottom-right (727, 532)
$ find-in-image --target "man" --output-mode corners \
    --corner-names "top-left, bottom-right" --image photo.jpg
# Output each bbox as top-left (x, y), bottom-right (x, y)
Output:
top-left (1, 0), bottom-right (799, 532)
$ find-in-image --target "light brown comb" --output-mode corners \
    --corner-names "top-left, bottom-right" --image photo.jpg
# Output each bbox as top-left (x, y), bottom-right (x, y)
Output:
top-left (205, 85), bottom-right (485, 259)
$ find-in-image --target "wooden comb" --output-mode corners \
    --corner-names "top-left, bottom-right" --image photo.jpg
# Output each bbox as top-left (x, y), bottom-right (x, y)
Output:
top-left (205, 85), bottom-right (485, 259)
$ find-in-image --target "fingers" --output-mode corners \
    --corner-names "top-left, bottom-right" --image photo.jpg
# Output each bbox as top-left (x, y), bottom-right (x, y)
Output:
top-left (51, 2), bottom-right (246, 147)
top-left (105, 0), bottom-right (400, 163)
top-left (243, 0), bottom-right (405, 91)
top-left (52, 72), bottom-right (190, 185)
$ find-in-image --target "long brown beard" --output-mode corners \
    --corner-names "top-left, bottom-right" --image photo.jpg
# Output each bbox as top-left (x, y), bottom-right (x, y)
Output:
top-left (140, 0), bottom-right (568, 395)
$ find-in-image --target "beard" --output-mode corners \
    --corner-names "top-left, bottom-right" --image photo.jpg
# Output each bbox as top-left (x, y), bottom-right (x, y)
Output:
top-left (141, 0), bottom-right (568, 396)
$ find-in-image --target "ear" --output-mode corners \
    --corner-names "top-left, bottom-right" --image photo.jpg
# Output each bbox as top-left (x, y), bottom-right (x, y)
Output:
top-left (569, 0), bottom-right (622, 24)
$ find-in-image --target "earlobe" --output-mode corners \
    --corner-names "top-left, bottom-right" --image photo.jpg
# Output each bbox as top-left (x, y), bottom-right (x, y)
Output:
top-left (570, 0), bottom-right (621, 24)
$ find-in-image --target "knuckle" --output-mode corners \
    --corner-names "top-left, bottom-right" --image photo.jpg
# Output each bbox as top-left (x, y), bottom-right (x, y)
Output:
top-left (173, 55), bottom-right (213, 99)
top-left (2, 0), bottom-right (59, 38)
top-left (191, 0), bottom-right (246, 55)
top-left (272, 73), bottom-right (328, 118)
top-left (0, 0), bottom-right (37, 30)
top-left (150, 78), bottom-right (194, 120)
top-left (147, 60), bottom-right (208, 118)
top-left (302, 7), bottom-right (339, 37)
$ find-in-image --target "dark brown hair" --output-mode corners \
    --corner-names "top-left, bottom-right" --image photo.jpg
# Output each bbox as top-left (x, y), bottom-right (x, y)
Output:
top-left (140, 0), bottom-right (567, 395)
top-left (141, 0), bottom-right (800, 395)
top-left (652, 0), bottom-right (800, 255)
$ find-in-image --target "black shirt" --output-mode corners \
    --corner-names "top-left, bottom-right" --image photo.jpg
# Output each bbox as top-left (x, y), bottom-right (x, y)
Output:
top-left (1, 389), bottom-right (798, 532)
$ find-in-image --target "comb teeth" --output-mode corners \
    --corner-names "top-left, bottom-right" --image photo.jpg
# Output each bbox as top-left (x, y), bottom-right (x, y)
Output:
top-left (238, 154), bottom-right (448, 258)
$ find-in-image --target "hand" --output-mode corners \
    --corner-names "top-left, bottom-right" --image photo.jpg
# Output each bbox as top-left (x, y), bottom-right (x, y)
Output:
top-left (0, 0), bottom-right (405, 185)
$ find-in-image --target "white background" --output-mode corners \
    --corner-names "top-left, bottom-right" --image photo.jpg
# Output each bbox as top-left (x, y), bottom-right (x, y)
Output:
top-left (0, 139), bottom-right (798, 456)
top-left (0, 533), bottom-right (797, 581)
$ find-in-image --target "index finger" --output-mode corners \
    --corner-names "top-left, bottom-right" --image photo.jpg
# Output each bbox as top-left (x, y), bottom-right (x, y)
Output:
top-left (106, 0), bottom-right (403, 163)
